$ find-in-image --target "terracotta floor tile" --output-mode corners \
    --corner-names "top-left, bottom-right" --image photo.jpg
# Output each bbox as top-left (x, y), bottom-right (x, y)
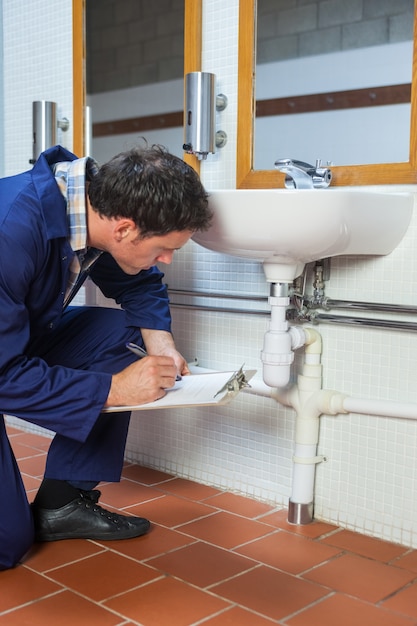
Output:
top-left (236, 530), bottom-right (342, 574)
top-left (127, 493), bottom-right (217, 527)
top-left (20, 472), bottom-right (41, 495)
top-left (393, 549), bottom-right (417, 573)
top-left (304, 553), bottom-right (416, 603)
top-left (10, 431), bottom-right (52, 452)
top-left (211, 565), bottom-right (328, 622)
top-left (205, 491), bottom-right (275, 518)
top-left (156, 476), bottom-right (221, 500)
top-left (202, 606), bottom-right (278, 625)
top-left (320, 528), bottom-right (409, 562)
top-left (148, 541), bottom-right (255, 587)
top-left (261, 508), bottom-right (338, 538)
top-left (47, 550), bottom-right (159, 601)
top-left (382, 581), bottom-right (417, 619)
top-left (122, 464), bottom-right (174, 484)
top-left (0, 590), bottom-right (121, 626)
top-left (286, 592), bottom-right (415, 626)
top-left (96, 524), bottom-right (196, 561)
top-left (105, 576), bottom-right (230, 625)
top-left (15, 453), bottom-right (46, 478)
top-left (24, 538), bottom-right (104, 572)
top-left (178, 510), bottom-right (276, 549)
top-left (0, 566), bottom-right (62, 612)
top-left (4, 424), bottom-right (417, 626)
top-left (9, 440), bottom-right (43, 460)
top-left (98, 478), bottom-right (163, 508)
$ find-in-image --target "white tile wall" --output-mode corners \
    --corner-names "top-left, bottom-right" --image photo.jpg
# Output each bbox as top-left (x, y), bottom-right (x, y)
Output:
top-left (3, 0), bottom-right (417, 549)
top-left (2, 0), bottom-right (73, 175)
top-left (124, 0), bottom-right (417, 549)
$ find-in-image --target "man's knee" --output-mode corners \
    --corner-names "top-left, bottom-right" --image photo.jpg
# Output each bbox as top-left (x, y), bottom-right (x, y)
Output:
top-left (0, 508), bottom-right (34, 570)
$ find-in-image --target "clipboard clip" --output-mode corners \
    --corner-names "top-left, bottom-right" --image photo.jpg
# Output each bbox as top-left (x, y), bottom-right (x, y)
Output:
top-left (214, 364), bottom-right (252, 398)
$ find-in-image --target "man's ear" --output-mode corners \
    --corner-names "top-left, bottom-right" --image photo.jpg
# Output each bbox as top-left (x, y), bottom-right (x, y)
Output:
top-left (113, 218), bottom-right (137, 242)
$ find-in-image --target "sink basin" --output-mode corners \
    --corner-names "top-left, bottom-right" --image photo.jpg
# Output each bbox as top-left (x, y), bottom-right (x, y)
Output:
top-left (192, 189), bottom-right (413, 282)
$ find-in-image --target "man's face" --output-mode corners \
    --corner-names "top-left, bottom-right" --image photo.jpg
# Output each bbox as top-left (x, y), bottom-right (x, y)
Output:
top-left (109, 228), bottom-right (194, 274)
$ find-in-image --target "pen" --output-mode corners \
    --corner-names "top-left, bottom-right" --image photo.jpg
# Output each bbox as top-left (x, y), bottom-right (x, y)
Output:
top-left (126, 342), bottom-right (148, 358)
top-left (126, 342), bottom-right (182, 381)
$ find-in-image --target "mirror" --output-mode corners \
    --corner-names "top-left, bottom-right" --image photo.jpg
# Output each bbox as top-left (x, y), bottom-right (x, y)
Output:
top-left (255, 1), bottom-right (413, 170)
top-left (74, 0), bottom-right (417, 186)
top-left (72, 0), bottom-right (201, 170)
top-left (237, 0), bottom-right (417, 187)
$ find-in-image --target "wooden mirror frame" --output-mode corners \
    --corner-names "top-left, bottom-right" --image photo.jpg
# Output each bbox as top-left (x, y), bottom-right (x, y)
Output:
top-left (237, 0), bottom-right (417, 188)
top-left (72, 0), bottom-right (202, 168)
top-left (73, 0), bottom-right (416, 185)
top-left (72, 0), bottom-right (85, 156)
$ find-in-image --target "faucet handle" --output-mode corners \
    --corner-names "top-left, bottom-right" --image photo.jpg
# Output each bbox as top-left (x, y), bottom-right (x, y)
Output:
top-left (312, 159), bottom-right (332, 188)
top-left (275, 157), bottom-right (332, 189)
top-left (275, 158), bottom-right (313, 171)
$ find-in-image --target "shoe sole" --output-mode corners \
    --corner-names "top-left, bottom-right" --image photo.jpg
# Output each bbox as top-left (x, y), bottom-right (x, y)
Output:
top-left (35, 521), bottom-right (151, 542)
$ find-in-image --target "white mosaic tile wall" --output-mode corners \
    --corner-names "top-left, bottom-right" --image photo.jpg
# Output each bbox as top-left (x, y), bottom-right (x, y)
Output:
top-left (2, 0), bottom-right (73, 175)
top-left (3, 0), bottom-right (417, 548)
top-left (123, 0), bottom-right (417, 549)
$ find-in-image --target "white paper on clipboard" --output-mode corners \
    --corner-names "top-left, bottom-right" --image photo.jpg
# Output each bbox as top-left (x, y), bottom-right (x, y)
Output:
top-left (103, 366), bottom-right (256, 412)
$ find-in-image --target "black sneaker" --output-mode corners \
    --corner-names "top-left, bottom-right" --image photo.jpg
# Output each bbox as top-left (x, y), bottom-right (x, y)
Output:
top-left (32, 490), bottom-right (150, 542)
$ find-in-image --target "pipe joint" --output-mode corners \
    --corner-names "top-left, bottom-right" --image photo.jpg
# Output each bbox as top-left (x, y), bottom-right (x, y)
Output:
top-left (288, 325), bottom-right (307, 351)
top-left (317, 390), bottom-right (349, 415)
top-left (269, 295), bottom-right (290, 306)
top-left (299, 364), bottom-right (323, 382)
top-left (293, 454), bottom-right (326, 465)
top-left (295, 415), bottom-right (321, 444)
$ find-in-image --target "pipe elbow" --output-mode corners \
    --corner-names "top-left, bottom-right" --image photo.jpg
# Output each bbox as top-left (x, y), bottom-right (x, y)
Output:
top-left (303, 327), bottom-right (322, 355)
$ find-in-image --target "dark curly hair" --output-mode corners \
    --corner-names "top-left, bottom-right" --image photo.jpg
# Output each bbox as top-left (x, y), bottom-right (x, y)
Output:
top-left (88, 143), bottom-right (212, 238)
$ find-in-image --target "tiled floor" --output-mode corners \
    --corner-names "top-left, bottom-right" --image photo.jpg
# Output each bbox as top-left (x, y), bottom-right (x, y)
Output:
top-left (2, 425), bottom-right (417, 626)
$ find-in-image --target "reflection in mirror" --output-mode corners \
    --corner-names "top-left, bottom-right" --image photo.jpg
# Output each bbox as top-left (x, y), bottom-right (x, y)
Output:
top-left (237, 0), bottom-right (417, 187)
top-left (83, 0), bottom-right (186, 163)
top-left (255, 1), bottom-right (414, 169)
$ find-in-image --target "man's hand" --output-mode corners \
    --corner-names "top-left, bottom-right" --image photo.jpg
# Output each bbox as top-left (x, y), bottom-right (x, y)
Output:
top-left (106, 355), bottom-right (177, 407)
top-left (141, 329), bottom-right (190, 378)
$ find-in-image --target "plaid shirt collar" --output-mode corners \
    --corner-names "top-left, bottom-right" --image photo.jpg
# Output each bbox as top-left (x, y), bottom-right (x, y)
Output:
top-left (53, 156), bottom-right (99, 255)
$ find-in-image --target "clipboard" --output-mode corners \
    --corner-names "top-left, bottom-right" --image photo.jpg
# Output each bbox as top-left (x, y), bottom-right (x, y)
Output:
top-left (103, 365), bottom-right (256, 412)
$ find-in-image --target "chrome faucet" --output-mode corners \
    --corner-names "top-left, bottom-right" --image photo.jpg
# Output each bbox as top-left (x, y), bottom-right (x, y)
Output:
top-left (274, 158), bottom-right (332, 189)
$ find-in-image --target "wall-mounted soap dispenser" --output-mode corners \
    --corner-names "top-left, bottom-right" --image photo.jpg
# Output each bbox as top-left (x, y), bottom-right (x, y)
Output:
top-left (183, 72), bottom-right (227, 160)
top-left (31, 101), bottom-right (69, 164)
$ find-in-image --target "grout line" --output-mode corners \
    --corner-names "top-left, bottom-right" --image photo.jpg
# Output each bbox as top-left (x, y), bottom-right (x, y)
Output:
top-left (25, 548), bottom-right (108, 576)
top-left (276, 590), bottom-right (336, 624)
top-left (5, 426), bottom-right (417, 624)
top-left (375, 573), bottom-right (417, 605)
top-left (0, 588), bottom-right (68, 617)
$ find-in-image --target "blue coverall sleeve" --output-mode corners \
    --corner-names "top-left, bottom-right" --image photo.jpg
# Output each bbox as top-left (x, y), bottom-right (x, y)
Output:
top-left (89, 253), bottom-right (172, 332)
top-left (0, 202), bottom-right (110, 443)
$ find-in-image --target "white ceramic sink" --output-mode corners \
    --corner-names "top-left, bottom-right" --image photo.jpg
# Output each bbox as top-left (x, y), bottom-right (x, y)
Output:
top-left (192, 189), bottom-right (414, 282)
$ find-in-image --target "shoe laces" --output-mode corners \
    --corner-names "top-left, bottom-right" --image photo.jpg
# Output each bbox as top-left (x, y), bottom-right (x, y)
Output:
top-left (78, 489), bottom-right (127, 525)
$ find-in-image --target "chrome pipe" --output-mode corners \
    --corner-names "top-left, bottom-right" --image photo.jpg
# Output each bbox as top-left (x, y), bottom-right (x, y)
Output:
top-left (169, 289), bottom-right (417, 315)
top-left (315, 314), bottom-right (417, 332)
top-left (322, 299), bottom-right (417, 314)
top-left (169, 291), bottom-right (417, 332)
top-left (170, 302), bottom-right (268, 316)
top-left (168, 288), bottom-right (268, 302)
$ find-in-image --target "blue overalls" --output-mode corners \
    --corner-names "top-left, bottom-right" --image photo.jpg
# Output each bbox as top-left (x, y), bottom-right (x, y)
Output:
top-left (0, 147), bottom-right (171, 569)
